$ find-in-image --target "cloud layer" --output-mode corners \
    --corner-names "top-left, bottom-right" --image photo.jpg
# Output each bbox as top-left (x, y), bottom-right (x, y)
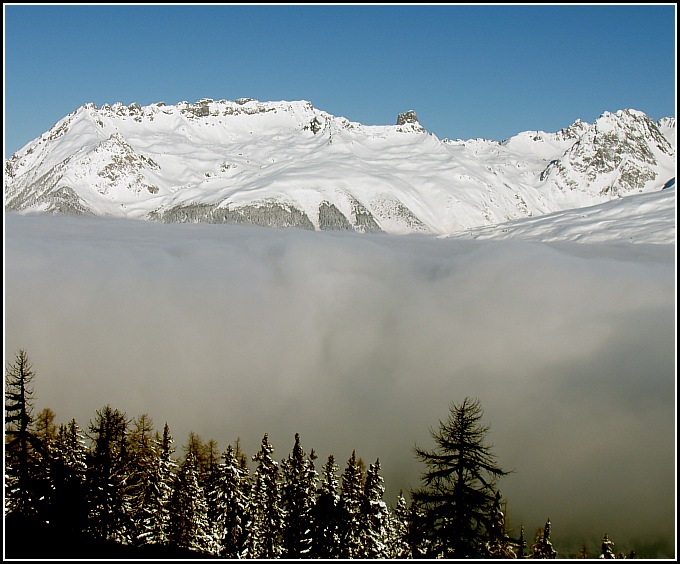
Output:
top-left (4, 213), bottom-right (675, 556)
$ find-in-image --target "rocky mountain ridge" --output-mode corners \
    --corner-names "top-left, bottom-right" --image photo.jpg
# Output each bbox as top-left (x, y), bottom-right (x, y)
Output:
top-left (4, 99), bottom-right (675, 236)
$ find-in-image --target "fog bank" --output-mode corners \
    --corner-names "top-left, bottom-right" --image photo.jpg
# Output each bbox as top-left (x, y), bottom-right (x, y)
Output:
top-left (4, 213), bottom-right (676, 556)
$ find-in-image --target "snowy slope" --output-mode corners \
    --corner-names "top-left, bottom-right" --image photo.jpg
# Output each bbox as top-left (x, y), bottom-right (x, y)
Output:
top-left (448, 185), bottom-right (675, 245)
top-left (4, 98), bottom-right (676, 237)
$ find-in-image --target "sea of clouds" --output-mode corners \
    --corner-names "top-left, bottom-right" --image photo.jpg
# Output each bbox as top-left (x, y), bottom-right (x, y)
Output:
top-left (4, 212), bottom-right (675, 556)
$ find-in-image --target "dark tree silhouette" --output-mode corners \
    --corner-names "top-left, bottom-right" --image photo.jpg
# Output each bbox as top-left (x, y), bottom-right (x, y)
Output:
top-left (85, 404), bottom-right (132, 543)
top-left (5, 349), bottom-right (42, 516)
top-left (338, 449), bottom-right (365, 558)
top-left (411, 397), bottom-right (510, 558)
top-left (311, 454), bottom-right (342, 558)
top-left (280, 433), bottom-right (317, 557)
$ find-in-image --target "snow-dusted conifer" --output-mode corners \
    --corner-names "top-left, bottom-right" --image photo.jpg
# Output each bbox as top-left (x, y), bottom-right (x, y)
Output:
top-left (5, 349), bottom-right (41, 517)
top-left (201, 437), bottom-right (222, 546)
top-left (531, 518), bottom-right (557, 559)
top-left (137, 422), bottom-right (177, 546)
top-left (516, 524), bottom-right (527, 558)
top-left (600, 533), bottom-right (616, 559)
top-left (167, 449), bottom-right (215, 554)
top-left (389, 491), bottom-right (412, 558)
top-left (85, 404), bottom-right (132, 544)
top-left (247, 433), bottom-right (284, 558)
top-left (124, 413), bottom-right (157, 543)
top-left (51, 418), bottom-right (88, 532)
top-left (32, 407), bottom-right (58, 520)
top-left (359, 458), bottom-right (391, 558)
top-left (211, 443), bottom-right (251, 558)
top-left (339, 450), bottom-right (365, 558)
top-left (484, 490), bottom-right (516, 558)
top-left (311, 454), bottom-right (342, 558)
top-left (280, 433), bottom-right (318, 557)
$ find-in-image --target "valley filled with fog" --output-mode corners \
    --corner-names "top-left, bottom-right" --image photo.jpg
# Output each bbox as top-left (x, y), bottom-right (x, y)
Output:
top-left (4, 212), bottom-right (675, 556)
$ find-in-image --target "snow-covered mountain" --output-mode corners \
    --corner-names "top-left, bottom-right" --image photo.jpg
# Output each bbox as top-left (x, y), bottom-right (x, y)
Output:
top-left (4, 98), bottom-right (676, 237)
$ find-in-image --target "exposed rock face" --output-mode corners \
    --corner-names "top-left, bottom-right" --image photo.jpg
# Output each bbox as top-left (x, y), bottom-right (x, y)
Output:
top-left (153, 200), bottom-right (316, 230)
top-left (396, 110), bottom-right (425, 133)
top-left (397, 110), bottom-right (419, 125)
top-left (540, 109), bottom-right (674, 196)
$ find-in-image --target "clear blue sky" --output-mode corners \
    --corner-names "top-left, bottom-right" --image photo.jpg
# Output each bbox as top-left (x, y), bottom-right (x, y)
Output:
top-left (3, 4), bottom-right (676, 158)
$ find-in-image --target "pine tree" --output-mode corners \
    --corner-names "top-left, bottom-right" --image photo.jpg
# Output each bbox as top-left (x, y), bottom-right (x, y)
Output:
top-left (85, 404), bottom-right (133, 544)
top-left (51, 418), bottom-right (88, 533)
top-left (5, 349), bottom-right (42, 516)
top-left (311, 454), bottom-right (342, 558)
top-left (600, 533), bottom-right (615, 559)
top-left (202, 437), bottom-right (221, 545)
top-left (136, 423), bottom-right (177, 546)
top-left (338, 450), bottom-right (365, 558)
top-left (406, 496), bottom-right (431, 557)
top-left (516, 524), bottom-right (527, 558)
top-left (125, 413), bottom-right (157, 543)
top-left (531, 518), bottom-right (557, 559)
top-left (167, 450), bottom-right (214, 554)
top-left (484, 490), bottom-right (516, 558)
top-left (359, 458), bottom-right (391, 558)
top-left (411, 397), bottom-right (510, 558)
top-left (280, 433), bottom-right (318, 558)
top-left (212, 443), bottom-right (251, 558)
top-left (248, 433), bottom-right (284, 558)
top-left (33, 407), bottom-right (58, 520)
top-left (389, 491), bottom-right (412, 558)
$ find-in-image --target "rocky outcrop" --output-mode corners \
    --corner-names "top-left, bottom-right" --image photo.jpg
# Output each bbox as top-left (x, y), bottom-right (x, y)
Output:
top-left (540, 109), bottom-right (675, 196)
top-left (397, 110), bottom-right (419, 125)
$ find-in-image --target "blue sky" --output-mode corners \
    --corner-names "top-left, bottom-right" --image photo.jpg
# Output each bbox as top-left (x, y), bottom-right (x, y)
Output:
top-left (3, 4), bottom-right (676, 158)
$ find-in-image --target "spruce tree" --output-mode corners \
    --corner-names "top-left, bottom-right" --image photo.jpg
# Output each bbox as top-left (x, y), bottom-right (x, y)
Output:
top-left (389, 491), bottom-right (412, 558)
top-left (248, 433), bottom-right (284, 558)
top-left (531, 518), bottom-right (557, 559)
top-left (167, 450), bottom-right (214, 554)
top-left (338, 450), bottom-right (365, 558)
top-left (280, 433), bottom-right (318, 558)
top-left (85, 404), bottom-right (132, 544)
top-left (516, 524), bottom-right (527, 558)
top-left (411, 397), bottom-right (510, 558)
top-left (359, 458), bottom-right (391, 558)
top-left (212, 443), bottom-right (251, 558)
top-left (125, 413), bottom-right (157, 543)
top-left (201, 436), bottom-right (223, 546)
top-left (599, 533), bottom-right (615, 559)
top-left (136, 421), bottom-right (177, 546)
top-left (311, 454), bottom-right (342, 558)
top-left (484, 490), bottom-right (516, 558)
top-left (51, 418), bottom-right (89, 533)
top-left (33, 407), bottom-right (58, 520)
top-left (5, 349), bottom-right (41, 517)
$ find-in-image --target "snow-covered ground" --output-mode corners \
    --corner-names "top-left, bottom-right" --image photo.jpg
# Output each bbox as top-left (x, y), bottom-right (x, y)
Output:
top-left (448, 185), bottom-right (675, 245)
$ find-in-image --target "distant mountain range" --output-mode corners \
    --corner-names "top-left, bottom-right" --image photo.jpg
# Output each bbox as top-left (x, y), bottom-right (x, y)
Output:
top-left (4, 98), bottom-right (676, 239)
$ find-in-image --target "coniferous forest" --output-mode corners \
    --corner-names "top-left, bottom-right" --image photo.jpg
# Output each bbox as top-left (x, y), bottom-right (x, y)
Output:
top-left (5, 349), bottom-right (637, 559)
